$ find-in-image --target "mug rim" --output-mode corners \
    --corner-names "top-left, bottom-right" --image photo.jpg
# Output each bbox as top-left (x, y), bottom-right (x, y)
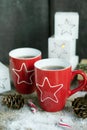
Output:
top-left (9, 47), bottom-right (41, 60)
top-left (34, 58), bottom-right (71, 71)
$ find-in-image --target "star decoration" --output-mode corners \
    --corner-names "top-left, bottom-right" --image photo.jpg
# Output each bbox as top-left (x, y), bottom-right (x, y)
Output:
top-left (12, 63), bottom-right (34, 85)
top-left (36, 77), bottom-right (63, 103)
top-left (50, 42), bottom-right (68, 58)
top-left (58, 19), bottom-right (75, 35)
top-left (0, 78), bottom-right (7, 89)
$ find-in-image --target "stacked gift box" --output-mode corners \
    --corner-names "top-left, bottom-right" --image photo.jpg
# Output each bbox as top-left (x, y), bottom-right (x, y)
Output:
top-left (48, 12), bottom-right (79, 70)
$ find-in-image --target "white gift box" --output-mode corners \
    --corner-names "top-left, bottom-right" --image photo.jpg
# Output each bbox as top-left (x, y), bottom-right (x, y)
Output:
top-left (48, 36), bottom-right (76, 60)
top-left (0, 62), bottom-right (11, 93)
top-left (54, 12), bottom-right (79, 39)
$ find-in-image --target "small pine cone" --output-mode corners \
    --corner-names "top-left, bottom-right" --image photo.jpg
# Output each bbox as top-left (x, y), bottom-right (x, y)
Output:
top-left (72, 94), bottom-right (87, 119)
top-left (2, 94), bottom-right (24, 109)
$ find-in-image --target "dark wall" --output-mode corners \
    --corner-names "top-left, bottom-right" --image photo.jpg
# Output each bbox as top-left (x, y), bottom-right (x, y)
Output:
top-left (49, 0), bottom-right (87, 61)
top-left (0, 0), bottom-right (49, 64)
top-left (0, 0), bottom-right (87, 64)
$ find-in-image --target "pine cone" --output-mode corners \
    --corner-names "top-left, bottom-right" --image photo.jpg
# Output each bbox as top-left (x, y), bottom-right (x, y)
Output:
top-left (72, 94), bottom-right (87, 118)
top-left (2, 94), bottom-right (24, 109)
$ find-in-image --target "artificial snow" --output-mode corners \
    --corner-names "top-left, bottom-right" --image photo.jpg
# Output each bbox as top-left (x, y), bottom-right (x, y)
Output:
top-left (0, 91), bottom-right (87, 130)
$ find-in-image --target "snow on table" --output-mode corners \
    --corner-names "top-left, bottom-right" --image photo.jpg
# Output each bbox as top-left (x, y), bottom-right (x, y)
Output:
top-left (0, 91), bottom-right (87, 130)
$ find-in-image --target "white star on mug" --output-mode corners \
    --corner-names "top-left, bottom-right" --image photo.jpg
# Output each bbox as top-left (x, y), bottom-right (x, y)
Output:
top-left (12, 63), bottom-right (34, 85)
top-left (36, 77), bottom-right (63, 103)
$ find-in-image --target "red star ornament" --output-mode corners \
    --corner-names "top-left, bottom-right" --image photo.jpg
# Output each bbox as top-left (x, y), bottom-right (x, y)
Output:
top-left (36, 77), bottom-right (63, 103)
top-left (12, 63), bottom-right (34, 85)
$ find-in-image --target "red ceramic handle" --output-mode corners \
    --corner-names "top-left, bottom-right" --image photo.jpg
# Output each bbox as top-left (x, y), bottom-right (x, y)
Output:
top-left (68, 70), bottom-right (87, 96)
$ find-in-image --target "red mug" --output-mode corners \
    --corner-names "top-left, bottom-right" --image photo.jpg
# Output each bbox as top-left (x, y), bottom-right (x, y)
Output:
top-left (34, 58), bottom-right (86, 112)
top-left (9, 47), bottom-right (41, 94)
top-left (78, 80), bottom-right (87, 91)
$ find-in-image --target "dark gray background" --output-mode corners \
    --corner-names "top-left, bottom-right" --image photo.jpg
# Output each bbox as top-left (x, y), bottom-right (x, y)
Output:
top-left (0, 0), bottom-right (87, 64)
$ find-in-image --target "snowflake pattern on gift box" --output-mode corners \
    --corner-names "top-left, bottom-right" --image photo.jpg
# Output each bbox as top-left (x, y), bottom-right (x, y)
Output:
top-left (57, 19), bottom-right (75, 35)
top-left (50, 42), bottom-right (69, 59)
top-left (0, 78), bottom-right (7, 89)
top-left (12, 63), bottom-right (34, 85)
top-left (36, 77), bottom-right (63, 103)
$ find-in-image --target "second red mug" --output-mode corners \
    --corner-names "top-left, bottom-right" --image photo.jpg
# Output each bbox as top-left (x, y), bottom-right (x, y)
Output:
top-left (34, 58), bottom-right (87, 112)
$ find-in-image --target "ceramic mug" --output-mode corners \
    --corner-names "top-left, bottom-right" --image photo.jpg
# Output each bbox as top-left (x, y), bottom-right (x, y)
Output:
top-left (9, 47), bottom-right (41, 94)
top-left (78, 80), bottom-right (87, 91)
top-left (34, 58), bottom-right (86, 112)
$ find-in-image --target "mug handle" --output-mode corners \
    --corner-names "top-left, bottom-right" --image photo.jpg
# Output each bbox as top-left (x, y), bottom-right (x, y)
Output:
top-left (68, 70), bottom-right (87, 97)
